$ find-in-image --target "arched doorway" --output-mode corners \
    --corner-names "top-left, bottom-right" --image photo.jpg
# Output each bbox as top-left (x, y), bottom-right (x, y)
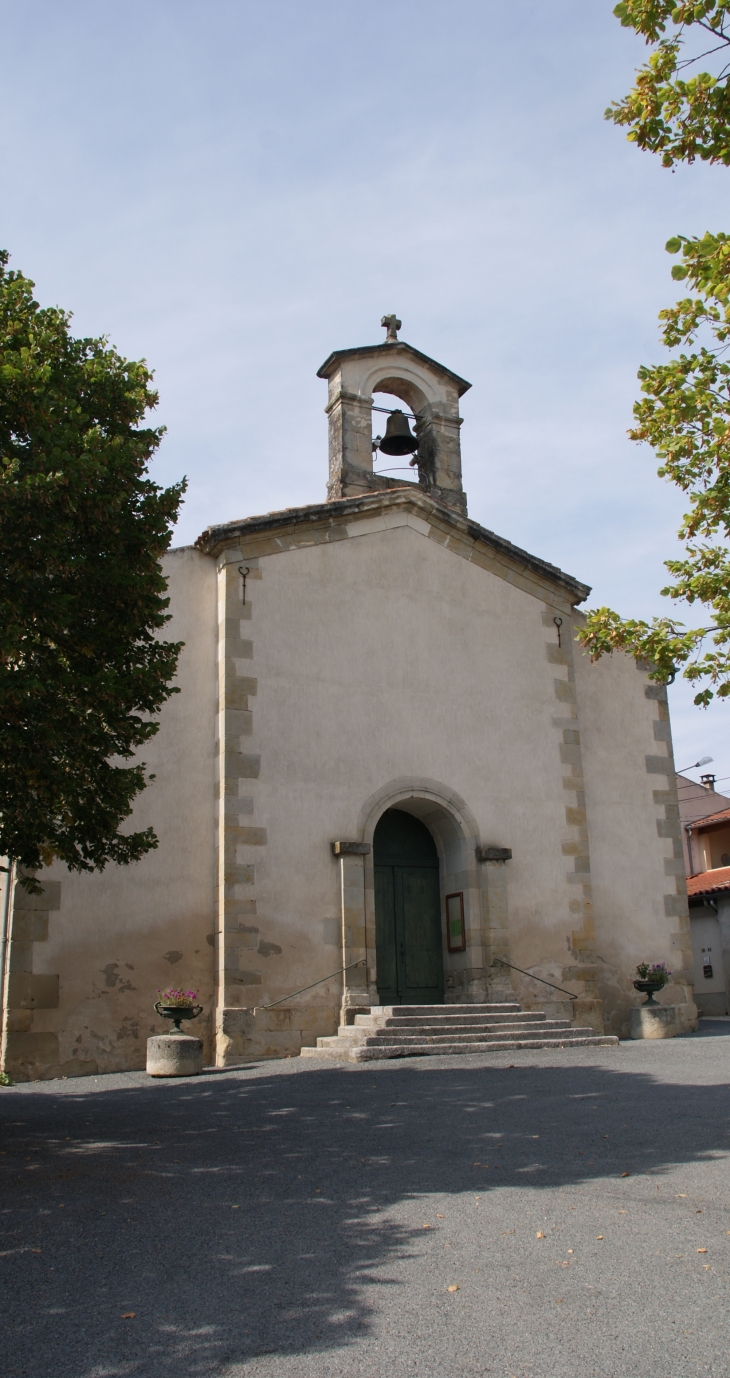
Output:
top-left (374, 808), bottom-right (444, 1005)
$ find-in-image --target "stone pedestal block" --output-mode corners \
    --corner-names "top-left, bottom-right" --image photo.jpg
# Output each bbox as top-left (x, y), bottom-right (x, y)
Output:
top-left (572, 998), bottom-right (605, 1036)
top-left (630, 1004), bottom-right (687, 1040)
top-left (146, 1035), bottom-right (203, 1077)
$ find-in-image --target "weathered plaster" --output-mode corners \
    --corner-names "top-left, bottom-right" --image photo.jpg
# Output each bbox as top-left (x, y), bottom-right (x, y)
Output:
top-left (572, 635), bottom-right (696, 1039)
top-left (1, 546), bottom-right (218, 1080)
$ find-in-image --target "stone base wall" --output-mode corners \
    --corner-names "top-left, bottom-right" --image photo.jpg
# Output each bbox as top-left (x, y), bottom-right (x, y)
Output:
top-left (1, 876), bottom-right (64, 1082)
top-left (694, 991), bottom-right (729, 1016)
top-left (216, 1004), bottom-right (339, 1063)
top-left (444, 966), bottom-right (488, 1003)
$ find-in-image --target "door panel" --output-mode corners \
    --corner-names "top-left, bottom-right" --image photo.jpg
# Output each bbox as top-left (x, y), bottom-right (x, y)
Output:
top-left (690, 913), bottom-right (727, 993)
top-left (375, 866), bottom-right (399, 1004)
top-left (374, 808), bottom-right (445, 1005)
top-left (399, 867), bottom-right (443, 997)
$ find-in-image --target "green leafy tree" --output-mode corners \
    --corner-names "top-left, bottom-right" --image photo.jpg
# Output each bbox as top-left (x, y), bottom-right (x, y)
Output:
top-left (608, 1), bottom-right (730, 167)
top-left (579, 3), bottom-right (730, 703)
top-left (0, 252), bottom-right (185, 889)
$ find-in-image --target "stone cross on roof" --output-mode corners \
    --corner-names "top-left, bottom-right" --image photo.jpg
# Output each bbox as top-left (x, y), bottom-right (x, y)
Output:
top-left (381, 313), bottom-right (401, 343)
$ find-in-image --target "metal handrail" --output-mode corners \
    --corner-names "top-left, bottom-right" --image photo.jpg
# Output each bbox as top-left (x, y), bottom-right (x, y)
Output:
top-left (261, 959), bottom-right (366, 1010)
top-left (491, 956), bottom-right (578, 1001)
top-left (263, 953), bottom-right (579, 1011)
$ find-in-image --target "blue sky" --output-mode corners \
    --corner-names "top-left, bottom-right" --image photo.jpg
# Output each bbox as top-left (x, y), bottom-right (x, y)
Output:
top-left (3, 0), bottom-right (730, 787)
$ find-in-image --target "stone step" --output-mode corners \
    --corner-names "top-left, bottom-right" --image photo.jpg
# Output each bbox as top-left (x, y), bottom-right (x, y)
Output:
top-left (306, 1023), bottom-right (607, 1053)
top-left (345, 1015), bottom-right (571, 1035)
top-left (323, 1022), bottom-right (553, 1042)
top-left (364, 1021), bottom-right (571, 1036)
top-left (351, 1034), bottom-right (618, 1061)
top-left (372, 1003), bottom-right (522, 1016)
top-left (359, 1011), bottom-right (552, 1028)
top-left (358, 1030), bottom-right (584, 1047)
top-left (299, 999), bottom-right (618, 1063)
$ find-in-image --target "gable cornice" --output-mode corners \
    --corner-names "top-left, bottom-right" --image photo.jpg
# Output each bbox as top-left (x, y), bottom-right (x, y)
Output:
top-left (195, 487), bottom-right (591, 607)
top-left (316, 340), bottom-right (471, 396)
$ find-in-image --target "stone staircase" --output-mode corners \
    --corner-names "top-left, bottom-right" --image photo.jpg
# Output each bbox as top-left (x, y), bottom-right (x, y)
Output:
top-left (300, 1002), bottom-right (618, 1062)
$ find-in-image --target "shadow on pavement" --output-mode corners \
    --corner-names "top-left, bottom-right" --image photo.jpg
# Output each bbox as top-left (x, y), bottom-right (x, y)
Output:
top-left (692, 1018), bottom-right (730, 1036)
top-left (2, 1048), bottom-right (729, 1376)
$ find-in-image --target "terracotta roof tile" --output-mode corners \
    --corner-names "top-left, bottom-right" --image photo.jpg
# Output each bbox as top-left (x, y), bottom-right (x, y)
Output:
top-left (690, 805), bottom-right (730, 830)
top-left (687, 865), bottom-right (730, 897)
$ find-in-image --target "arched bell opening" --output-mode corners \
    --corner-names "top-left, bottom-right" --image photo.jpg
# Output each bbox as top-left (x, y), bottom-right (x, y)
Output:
top-left (370, 375), bottom-right (435, 491)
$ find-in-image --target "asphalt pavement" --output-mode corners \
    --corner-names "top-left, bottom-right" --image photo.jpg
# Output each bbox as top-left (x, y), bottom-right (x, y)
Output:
top-left (2, 1022), bottom-right (730, 1378)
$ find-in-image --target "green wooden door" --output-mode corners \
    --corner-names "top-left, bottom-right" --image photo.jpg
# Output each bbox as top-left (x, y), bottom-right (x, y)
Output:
top-left (374, 809), bottom-right (444, 1005)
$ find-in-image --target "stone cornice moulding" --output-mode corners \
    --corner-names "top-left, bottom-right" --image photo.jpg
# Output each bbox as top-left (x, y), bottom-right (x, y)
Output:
top-left (316, 340), bottom-right (472, 397)
top-left (476, 845), bottom-right (513, 863)
top-left (195, 488), bottom-right (591, 608)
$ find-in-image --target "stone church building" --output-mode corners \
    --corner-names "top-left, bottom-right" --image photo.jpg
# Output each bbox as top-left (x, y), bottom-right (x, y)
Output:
top-left (0, 320), bottom-right (697, 1079)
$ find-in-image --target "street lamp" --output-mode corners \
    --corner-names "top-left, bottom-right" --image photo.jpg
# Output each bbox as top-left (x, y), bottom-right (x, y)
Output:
top-left (677, 756), bottom-right (713, 773)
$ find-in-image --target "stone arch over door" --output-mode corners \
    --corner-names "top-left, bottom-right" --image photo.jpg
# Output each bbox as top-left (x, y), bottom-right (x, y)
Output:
top-left (337, 778), bottom-right (513, 1010)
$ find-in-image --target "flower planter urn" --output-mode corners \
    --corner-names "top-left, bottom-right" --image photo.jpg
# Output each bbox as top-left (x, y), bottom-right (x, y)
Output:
top-left (153, 1001), bottom-right (204, 1034)
top-left (147, 1001), bottom-right (204, 1077)
top-left (633, 979), bottom-right (665, 1007)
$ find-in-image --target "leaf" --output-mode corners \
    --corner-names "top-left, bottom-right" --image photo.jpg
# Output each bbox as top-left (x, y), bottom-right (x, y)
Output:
top-left (447, 1285), bottom-right (459, 1292)
top-left (596, 1235), bottom-right (604, 1240)
top-left (121, 1312), bottom-right (136, 1319)
top-left (666, 237), bottom-right (683, 253)
top-left (698, 1248), bottom-right (708, 1253)
top-left (621, 1172), bottom-right (631, 1178)
top-left (536, 1231), bottom-right (546, 1239)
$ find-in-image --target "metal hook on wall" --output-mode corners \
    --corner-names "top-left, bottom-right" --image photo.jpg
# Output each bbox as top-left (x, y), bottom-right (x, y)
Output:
top-left (238, 567), bottom-right (250, 606)
top-left (553, 615), bottom-right (563, 648)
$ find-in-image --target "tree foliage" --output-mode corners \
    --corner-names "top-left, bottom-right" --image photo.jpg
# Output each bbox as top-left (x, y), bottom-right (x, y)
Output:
top-left (0, 252), bottom-right (185, 888)
top-left (608, 1), bottom-right (730, 166)
top-left (578, 5), bottom-right (730, 703)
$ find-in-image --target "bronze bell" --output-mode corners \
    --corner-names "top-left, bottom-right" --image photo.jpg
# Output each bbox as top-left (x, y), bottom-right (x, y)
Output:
top-left (378, 409), bottom-right (418, 456)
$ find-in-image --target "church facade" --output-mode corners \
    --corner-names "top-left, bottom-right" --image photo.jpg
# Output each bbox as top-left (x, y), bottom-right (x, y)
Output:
top-left (0, 322), bottom-right (697, 1080)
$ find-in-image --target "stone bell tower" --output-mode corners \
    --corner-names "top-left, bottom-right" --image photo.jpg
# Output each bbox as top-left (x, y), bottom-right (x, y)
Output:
top-left (317, 314), bottom-right (471, 516)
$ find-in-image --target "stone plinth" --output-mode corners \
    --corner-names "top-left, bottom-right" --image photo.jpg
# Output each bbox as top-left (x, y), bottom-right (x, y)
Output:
top-left (146, 1035), bottom-right (203, 1077)
top-left (630, 1004), bottom-right (689, 1040)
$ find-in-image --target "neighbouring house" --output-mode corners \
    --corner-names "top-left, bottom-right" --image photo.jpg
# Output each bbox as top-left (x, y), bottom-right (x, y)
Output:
top-left (0, 319), bottom-right (697, 1080)
top-left (676, 772), bottom-right (730, 877)
top-left (683, 796), bottom-right (730, 1015)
